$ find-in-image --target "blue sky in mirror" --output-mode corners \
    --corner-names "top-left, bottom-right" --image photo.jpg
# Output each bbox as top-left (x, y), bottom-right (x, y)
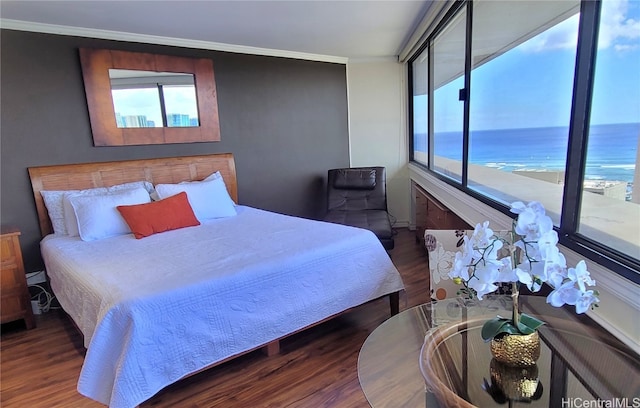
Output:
top-left (111, 86), bottom-right (199, 128)
top-left (413, 0), bottom-right (640, 133)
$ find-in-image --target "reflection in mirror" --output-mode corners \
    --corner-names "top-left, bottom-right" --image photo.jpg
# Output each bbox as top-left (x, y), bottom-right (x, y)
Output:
top-left (109, 69), bottom-right (199, 128)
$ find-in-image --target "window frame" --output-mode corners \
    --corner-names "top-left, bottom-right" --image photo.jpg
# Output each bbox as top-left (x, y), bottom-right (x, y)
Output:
top-left (407, 0), bottom-right (640, 284)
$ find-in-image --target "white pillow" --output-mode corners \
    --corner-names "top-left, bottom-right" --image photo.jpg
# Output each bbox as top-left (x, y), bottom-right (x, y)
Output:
top-left (204, 171), bottom-right (222, 181)
top-left (155, 177), bottom-right (236, 221)
top-left (42, 188), bottom-right (107, 235)
top-left (108, 181), bottom-right (154, 195)
top-left (69, 187), bottom-right (151, 241)
top-left (41, 181), bottom-right (154, 236)
top-left (63, 181), bottom-right (154, 237)
top-left (63, 189), bottom-right (110, 237)
top-left (149, 172), bottom-right (222, 201)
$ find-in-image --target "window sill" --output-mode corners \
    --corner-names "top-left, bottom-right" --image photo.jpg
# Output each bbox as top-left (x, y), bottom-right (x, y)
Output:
top-left (409, 161), bottom-right (640, 353)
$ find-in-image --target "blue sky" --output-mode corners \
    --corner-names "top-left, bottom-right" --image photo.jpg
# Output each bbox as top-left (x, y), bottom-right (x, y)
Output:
top-left (417, 0), bottom-right (640, 133)
top-left (111, 85), bottom-right (199, 127)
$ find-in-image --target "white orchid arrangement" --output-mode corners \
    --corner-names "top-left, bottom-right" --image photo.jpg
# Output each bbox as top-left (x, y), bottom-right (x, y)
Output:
top-left (448, 201), bottom-right (599, 341)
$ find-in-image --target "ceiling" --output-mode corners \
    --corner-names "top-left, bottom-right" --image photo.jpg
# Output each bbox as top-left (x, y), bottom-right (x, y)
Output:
top-left (0, 1), bottom-right (433, 61)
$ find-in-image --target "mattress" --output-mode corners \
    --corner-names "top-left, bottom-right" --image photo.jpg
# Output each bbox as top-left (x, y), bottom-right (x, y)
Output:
top-left (41, 206), bottom-right (404, 408)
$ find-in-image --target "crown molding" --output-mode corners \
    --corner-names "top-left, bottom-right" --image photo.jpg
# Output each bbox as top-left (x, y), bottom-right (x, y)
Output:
top-left (347, 56), bottom-right (399, 64)
top-left (0, 19), bottom-right (349, 65)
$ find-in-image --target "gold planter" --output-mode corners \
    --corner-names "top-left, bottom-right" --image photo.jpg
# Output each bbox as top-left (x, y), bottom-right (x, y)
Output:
top-left (488, 358), bottom-right (542, 401)
top-left (490, 331), bottom-right (540, 367)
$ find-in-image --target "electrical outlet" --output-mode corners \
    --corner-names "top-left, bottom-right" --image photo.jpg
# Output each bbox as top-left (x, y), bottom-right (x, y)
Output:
top-left (26, 271), bottom-right (46, 285)
top-left (31, 300), bottom-right (42, 315)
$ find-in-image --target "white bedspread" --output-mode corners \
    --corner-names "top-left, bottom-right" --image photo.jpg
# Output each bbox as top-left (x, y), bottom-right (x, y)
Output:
top-left (41, 206), bottom-right (404, 408)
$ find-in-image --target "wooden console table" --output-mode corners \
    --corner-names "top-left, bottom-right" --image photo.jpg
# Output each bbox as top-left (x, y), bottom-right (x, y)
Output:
top-left (413, 182), bottom-right (470, 246)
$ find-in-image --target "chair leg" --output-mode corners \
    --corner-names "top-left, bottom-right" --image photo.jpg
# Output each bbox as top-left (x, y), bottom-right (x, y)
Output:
top-left (389, 291), bottom-right (400, 316)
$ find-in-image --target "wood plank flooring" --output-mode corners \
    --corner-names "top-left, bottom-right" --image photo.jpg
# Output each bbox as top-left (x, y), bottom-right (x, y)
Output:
top-left (1, 228), bottom-right (430, 408)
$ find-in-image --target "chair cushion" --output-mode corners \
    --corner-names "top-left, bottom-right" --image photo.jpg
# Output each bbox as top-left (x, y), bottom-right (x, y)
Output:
top-left (333, 169), bottom-right (377, 190)
top-left (324, 210), bottom-right (393, 240)
top-left (327, 167), bottom-right (387, 211)
top-left (425, 230), bottom-right (470, 300)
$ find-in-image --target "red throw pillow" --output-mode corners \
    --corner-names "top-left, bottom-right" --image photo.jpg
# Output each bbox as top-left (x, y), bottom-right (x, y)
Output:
top-left (117, 191), bottom-right (200, 239)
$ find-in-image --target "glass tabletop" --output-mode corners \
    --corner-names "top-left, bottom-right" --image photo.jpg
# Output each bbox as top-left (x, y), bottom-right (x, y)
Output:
top-left (357, 296), bottom-right (640, 407)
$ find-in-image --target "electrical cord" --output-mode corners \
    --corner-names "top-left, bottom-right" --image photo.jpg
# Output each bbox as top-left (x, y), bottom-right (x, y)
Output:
top-left (28, 283), bottom-right (59, 313)
top-left (388, 213), bottom-right (399, 236)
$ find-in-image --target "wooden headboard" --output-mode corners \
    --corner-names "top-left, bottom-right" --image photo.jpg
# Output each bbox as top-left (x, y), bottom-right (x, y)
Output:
top-left (28, 153), bottom-right (238, 237)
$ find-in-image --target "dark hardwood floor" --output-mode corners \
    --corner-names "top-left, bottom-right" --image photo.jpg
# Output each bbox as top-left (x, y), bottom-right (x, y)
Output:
top-left (1, 228), bottom-right (430, 407)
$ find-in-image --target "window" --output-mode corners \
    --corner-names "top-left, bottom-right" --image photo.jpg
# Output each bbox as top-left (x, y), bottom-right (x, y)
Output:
top-left (411, 48), bottom-right (429, 167)
top-left (468, 0), bottom-right (579, 226)
top-left (579, 0), bottom-right (640, 259)
top-left (112, 88), bottom-right (163, 127)
top-left (408, 0), bottom-right (639, 281)
top-left (432, 8), bottom-right (467, 183)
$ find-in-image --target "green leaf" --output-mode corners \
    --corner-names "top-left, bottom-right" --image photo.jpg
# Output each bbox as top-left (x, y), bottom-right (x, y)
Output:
top-left (519, 313), bottom-right (545, 331)
top-left (482, 314), bottom-right (545, 340)
top-left (481, 318), bottom-right (508, 340)
top-left (481, 317), bottom-right (517, 341)
top-left (517, 321), bottom-right (536, 335)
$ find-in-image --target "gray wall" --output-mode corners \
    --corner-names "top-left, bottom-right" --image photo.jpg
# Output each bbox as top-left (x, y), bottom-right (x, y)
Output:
top-left (1, 30), bottom-right (350, 271)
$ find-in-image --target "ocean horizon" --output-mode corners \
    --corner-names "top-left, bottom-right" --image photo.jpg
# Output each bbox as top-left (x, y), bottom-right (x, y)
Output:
top-left (414, 122), bottom-right (639, 184)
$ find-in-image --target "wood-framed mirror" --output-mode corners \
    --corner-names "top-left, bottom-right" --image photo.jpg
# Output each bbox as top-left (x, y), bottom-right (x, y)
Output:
top-left (79, 48), bottom-right (220, 146)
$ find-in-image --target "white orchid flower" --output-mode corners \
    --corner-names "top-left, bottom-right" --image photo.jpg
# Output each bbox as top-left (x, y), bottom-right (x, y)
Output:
top-left (575, 290), bottom-right (599, 314)
top-left (449, 238), bottom-right (473, 281)
top-left (516, 254), bottom-right (544, 281)
top-left (509, 201), bottom-right (527, 215)
top-left (567, 260), bottom-right (594, 293)
top-left (514, 206), bottom-right (537, 237)
top-left (547, 280), bottom-right (581, 307)
top-left (469, 265), bottom-right (499, 300)
top-left (537, 230), bottom-right (559, 256)
top-left (512, 201), bottom-right (553, 240)
top-left (496, 257), bottom-right (518, 282)
top-left (445, 201), bottom-right (598, 318)
top-left (536, 214), bottom-right (554, 235)
top-left (541, 247), bottom-right (567, 288)
top-left (471, 221), bottom-right (494, 248)
top-left (483, 239), bottom-right (503, 261)
top-left (515, 267), bottom-right (534, 287)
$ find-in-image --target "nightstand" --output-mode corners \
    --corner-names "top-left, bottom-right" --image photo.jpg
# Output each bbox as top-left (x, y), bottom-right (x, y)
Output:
top-left (1, 227), bottom-right (35, 329)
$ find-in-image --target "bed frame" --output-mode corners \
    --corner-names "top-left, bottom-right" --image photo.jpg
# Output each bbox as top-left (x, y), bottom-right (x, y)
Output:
top-left (28, 153), bottom-right (400, 362)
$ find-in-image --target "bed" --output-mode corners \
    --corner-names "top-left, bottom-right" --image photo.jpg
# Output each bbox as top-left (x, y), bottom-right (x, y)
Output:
top-left (28, 153), bottom-right (404, 408)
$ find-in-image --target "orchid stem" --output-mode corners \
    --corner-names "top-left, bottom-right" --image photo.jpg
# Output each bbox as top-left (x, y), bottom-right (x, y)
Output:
top-left (512, 282), bottom-right (519, 327)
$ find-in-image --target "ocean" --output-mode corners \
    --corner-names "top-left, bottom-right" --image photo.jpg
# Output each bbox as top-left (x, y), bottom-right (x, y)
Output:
top-left (414, 122), bottom-right (639, 183)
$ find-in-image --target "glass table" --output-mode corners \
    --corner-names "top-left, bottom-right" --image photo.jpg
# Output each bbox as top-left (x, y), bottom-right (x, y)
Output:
top-left (357, 296), bottom-right (640, 407)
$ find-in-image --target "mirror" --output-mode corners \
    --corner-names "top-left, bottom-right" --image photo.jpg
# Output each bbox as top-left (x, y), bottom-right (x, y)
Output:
top-left (109, 69), bottom-right (199, 128)
top-left (79, 48), bottom-right (220, 146)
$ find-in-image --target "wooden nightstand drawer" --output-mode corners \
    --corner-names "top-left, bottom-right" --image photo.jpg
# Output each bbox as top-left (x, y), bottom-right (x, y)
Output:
top-left (1, 264), bottom-right (24, 294)
top-left (1, 234), bottom-right (20, 266)
top-left (0, 228), bottom-right (35, 329)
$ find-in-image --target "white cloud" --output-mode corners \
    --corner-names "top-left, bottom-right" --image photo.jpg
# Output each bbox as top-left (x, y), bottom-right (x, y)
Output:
top-left (614, 43), bottom-right (639, 52)
top-left (518, 0), bottom-right (639, 53)
top-left (518, 14), bottom-right (579, 53)
top-left (598, 0), bottom-right (640, 50)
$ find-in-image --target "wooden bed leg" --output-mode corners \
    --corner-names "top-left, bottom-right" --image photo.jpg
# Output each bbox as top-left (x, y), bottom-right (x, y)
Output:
top-left (389, 291), bottom-right (400, 316)
top-left (263, 340), bottom-right (280, 356)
